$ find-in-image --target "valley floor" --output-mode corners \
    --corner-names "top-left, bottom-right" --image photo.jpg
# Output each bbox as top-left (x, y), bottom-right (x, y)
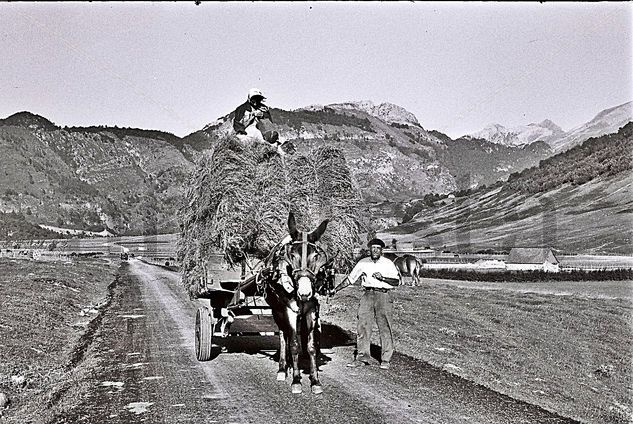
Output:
top-left (322, 277), bottom-right (633, 424)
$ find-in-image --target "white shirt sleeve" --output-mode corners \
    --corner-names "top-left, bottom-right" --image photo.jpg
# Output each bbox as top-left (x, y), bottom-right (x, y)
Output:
top-left (347, 260), bottom-right (367, 286)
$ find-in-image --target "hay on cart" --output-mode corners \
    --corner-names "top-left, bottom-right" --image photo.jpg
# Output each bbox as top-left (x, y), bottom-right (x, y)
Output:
top-left (177, 137), bottom-right (368, 298)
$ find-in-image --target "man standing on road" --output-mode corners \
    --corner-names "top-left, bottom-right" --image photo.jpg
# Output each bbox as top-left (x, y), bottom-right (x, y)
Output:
top-left (341, 238), bottom-right (401, 370)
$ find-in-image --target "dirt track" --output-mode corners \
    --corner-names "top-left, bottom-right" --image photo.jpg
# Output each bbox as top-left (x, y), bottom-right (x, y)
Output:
top-left (51, 260), bottom-right (578, 423)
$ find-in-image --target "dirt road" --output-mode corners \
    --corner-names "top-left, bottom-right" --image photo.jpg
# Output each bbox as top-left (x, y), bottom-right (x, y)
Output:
top-left (51, 260), bottom-right (578, 423)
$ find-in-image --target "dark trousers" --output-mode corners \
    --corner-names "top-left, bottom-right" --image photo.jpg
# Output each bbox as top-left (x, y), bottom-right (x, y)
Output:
top-left (256, 118), bottom-right (279, 144)
top-left (356, 290), bottom-right (394, 362)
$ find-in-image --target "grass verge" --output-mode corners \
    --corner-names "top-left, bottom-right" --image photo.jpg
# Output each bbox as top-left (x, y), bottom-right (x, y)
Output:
top-left (0, 257), bottom-right (118, 423)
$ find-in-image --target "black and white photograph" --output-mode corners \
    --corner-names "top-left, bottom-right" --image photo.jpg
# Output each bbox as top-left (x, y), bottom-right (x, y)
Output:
top-left (0, 2), bottom-right (631, 423)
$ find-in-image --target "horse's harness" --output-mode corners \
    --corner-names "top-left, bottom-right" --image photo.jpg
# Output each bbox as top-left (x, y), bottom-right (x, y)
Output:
top-left (281, 232), bottom-right (333, 294)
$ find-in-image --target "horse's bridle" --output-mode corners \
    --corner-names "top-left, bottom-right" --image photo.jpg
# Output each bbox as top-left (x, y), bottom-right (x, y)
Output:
top-left (283, 232), bottom-right (329, 284)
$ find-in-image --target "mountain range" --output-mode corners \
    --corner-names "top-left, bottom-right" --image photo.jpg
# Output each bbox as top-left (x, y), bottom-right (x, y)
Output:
top-left (465, 101), bottom-right (631, 152)
top-left (0, 100), bottom-right (630, 252)
top-left (381, 122), bottom-right (633, 255)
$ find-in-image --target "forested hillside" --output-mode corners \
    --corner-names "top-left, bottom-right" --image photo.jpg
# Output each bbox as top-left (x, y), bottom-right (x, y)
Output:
top-left (505, 122), bottom-right (632, 193)
top-left (0, 212), bottom-right (67, 240)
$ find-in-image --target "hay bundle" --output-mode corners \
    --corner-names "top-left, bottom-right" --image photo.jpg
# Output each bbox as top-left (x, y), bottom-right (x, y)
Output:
top-left (177, 137), bottom-right (367, 297)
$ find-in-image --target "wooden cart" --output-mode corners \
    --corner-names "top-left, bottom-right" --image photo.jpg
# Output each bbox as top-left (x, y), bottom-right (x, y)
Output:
top-left (194, 253), bottom-right (276, 361)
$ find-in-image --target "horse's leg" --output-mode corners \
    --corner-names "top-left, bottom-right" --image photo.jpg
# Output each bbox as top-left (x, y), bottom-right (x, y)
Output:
top-left (415, 259), bottom-right (423, 286)
top-left (269, 294), bottom-right (288, 382)
top-left (287, 308), bottom-right (302, 394)
top-left (277, 327), bottom-right (287, 381)
top-left (411, 260), bottom-right (419, 286)
top-left (305, 301), bottom-right (322, 394)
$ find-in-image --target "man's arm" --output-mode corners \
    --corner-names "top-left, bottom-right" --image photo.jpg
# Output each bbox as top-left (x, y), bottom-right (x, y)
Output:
top-left (332, 261), bottom-right (365, 292)
top-left (233, 103), bottom-right (253, 134)
top-left (261, 105), bottom-right (273, 123)
top-left (372, 259), bottom-right (401, 287)
top-left (371, 273), bottom-right (400, 287)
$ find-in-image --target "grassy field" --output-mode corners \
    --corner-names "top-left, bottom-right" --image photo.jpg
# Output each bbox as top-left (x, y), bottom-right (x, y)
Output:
top-left (0, 257), bottom-right (118, 423)
top-left (321, 278), bottom-right (633, 424)
top-left (1, 258), bottom-right (631, 423)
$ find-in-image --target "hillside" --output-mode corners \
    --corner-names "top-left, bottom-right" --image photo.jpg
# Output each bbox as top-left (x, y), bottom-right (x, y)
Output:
top-left (505, 122), bottom-right (633, 192)
top-left (198, 103), bottom-right (550, 202)
top-left (0, 102), bottom-right (624, 239)
top-left (438, 137), bottom-right (551, 189)
top-left (0, 212), bottom-right (68, 241)
top-left (0, 115), bottom-right (198, 235)
top-left (382, 123), bottom-right (633, 254)
top-left (548, 101), bottom-right (632, 152)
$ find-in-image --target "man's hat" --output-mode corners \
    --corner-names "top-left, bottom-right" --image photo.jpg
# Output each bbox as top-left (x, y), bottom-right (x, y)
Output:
top-left (367, 238), bottom-right (385, 248)
top-left (248, 88), bottom-right (266, 100)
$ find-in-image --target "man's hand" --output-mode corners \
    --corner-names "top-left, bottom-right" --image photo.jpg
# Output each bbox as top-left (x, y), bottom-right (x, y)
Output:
top-left (372, 272), bottom-right (383, 281)
top-left (253, 109), bottom-right (264, 118)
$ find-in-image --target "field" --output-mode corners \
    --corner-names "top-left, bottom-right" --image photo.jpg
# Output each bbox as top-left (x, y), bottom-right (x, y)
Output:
top-left (0, 257), bottom-right (631, 423)
top-left (321, 277), bottom-right (633, 424)
top-left (0, 257), bottom-right (118, 423)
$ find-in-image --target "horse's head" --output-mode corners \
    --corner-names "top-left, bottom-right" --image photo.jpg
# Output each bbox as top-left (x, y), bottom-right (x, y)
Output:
top-left (283, 212), bottom-right (330, 302)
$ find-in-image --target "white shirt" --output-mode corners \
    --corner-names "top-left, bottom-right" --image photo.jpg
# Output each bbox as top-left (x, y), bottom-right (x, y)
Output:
top-left (347, 256), bottom-right (400, 290)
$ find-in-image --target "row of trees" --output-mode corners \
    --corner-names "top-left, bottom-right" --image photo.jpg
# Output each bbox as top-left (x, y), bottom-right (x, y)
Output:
top-left (272, 107), bottom-right (375, 133)
top-left (0, 212), bottom-right (67, 240)
top-left (65, 125), bottom-right (181, 144)
top-left (419, 268), bottom-right (633, 282)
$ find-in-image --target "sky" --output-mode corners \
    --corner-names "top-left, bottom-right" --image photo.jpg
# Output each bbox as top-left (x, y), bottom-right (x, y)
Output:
top-left (0, 2), bottom-right (631, 139)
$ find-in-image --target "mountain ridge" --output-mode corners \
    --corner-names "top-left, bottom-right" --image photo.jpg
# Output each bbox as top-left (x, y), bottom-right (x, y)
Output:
top-left (465, 101), bottom-right (632, 150)
top-left (382, 122), bottom-right (633, 254)
top-left (0, 100), bottom-right (626, 248)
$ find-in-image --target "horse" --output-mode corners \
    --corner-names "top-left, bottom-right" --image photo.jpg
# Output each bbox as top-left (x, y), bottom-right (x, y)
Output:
top-left (264, 212), bottom-right (332, 394)
top-left (387, 254), bottom-right (424, 285)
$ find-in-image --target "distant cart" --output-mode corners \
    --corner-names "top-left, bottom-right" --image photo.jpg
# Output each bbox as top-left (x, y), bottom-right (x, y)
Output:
top-left (194, 253), bottom-right (276, 361)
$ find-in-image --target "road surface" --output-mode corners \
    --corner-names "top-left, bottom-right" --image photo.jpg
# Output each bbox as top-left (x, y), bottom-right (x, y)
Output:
top-left (52, 259), bottom-right (578, 424)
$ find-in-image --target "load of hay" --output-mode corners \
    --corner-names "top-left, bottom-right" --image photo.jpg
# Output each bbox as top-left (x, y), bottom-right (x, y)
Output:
top-left (177, 136), bottom-right (368, 298)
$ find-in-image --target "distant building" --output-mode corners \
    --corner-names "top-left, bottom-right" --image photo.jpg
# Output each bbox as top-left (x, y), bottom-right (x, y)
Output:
top-left (506, 247), bottom-right (560, 272)
top-left (475, 259), bottom-right (507, 270)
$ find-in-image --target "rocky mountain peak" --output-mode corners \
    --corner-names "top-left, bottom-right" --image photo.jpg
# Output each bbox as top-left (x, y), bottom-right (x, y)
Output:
top-left (468, 120), bottom-right (565, 147)
top-left (536, 119), bottom-right (564, 134)
top-left (311, 100), bottom-right (421, 127)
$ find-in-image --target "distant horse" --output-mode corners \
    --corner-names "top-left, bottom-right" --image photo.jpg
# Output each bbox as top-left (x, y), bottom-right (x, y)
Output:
top-left (265, 212), bottom-right (333, 394)
top-left (385, 253), bottom-right (423, 285)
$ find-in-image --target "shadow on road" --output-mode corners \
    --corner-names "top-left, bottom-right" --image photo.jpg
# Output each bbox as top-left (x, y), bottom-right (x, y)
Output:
top-left (208, 322), bottom-right (356, 372)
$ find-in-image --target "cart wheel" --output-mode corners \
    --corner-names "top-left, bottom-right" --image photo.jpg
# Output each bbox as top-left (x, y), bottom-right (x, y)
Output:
top-left (195, 307), bottom-right (213, 361)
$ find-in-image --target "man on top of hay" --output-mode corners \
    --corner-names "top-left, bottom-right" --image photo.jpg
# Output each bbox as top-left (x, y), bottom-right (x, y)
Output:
top-left (344, 237), bottom-right (401, 370)
top-left (233, 88), bottom-right (291, 156)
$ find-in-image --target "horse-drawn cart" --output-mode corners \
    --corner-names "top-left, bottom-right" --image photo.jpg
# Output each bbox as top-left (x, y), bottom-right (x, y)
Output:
top-left (180, 140), bottom-right (362, 392)
top-left (194, 253), bottom-right (276, 361)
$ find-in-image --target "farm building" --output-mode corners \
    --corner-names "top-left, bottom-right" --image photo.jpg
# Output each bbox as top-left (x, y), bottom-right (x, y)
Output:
top-left (506, 247), bottom-right (560, 272)
top-left (475, 259), bottom-right (507, 270)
